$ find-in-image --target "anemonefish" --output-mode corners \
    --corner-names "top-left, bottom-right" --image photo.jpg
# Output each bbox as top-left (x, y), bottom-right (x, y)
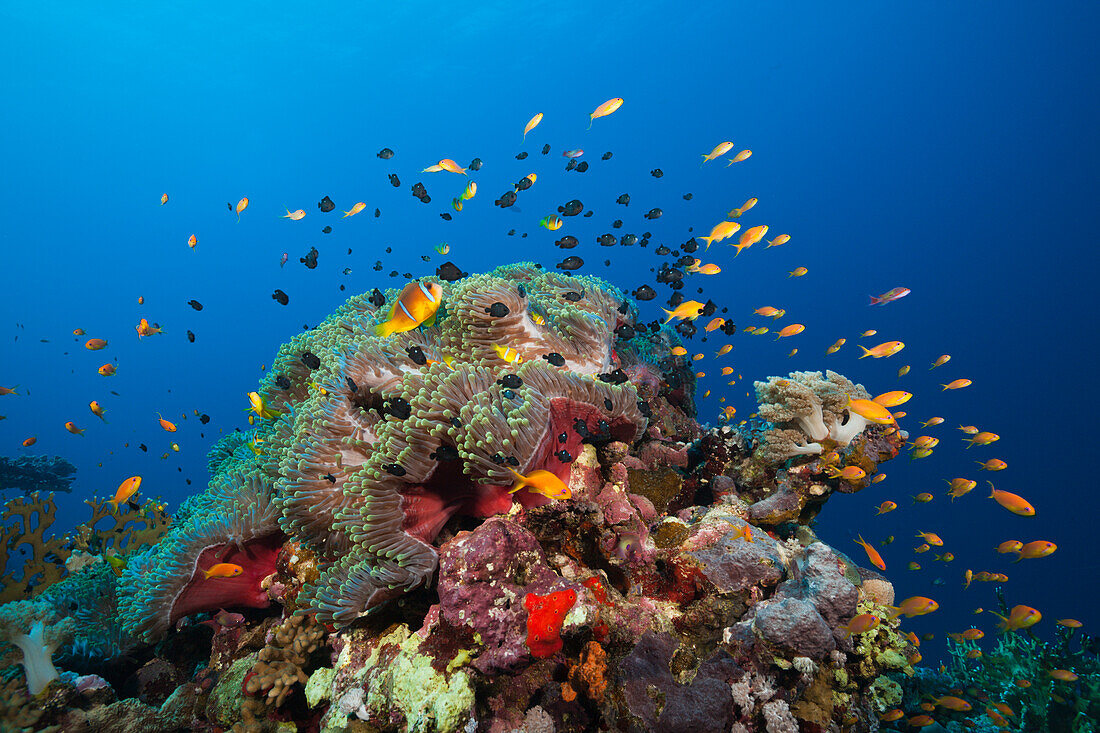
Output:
top-left (374, 281), bottom-right (443, 338)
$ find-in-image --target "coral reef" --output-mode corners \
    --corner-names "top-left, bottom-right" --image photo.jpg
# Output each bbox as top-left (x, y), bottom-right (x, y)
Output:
top-left (0, 455), bottom-right (76, 495)
top-left (0, 265), bottom-right (942, 731)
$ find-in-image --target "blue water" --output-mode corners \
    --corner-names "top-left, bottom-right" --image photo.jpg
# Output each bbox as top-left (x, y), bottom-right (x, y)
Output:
top-left (1, 2), bottom-right (1097, 663)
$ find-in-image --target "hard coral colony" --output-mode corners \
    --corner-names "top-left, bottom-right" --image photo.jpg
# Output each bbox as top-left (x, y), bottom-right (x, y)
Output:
top-left (0, 260), bottom-right (1018, 732)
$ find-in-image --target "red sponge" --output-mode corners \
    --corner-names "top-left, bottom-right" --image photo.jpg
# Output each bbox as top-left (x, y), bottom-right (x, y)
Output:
top-left (524, 589), bottom-right (577, 658)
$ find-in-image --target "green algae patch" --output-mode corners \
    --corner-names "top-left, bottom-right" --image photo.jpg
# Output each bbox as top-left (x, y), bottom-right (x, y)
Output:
top-left (306, 666), bottom-right (335, 708)
top-left (363, 625), bottom-right (475, 732)
top-left (207, 655), bottom-right (255, 727)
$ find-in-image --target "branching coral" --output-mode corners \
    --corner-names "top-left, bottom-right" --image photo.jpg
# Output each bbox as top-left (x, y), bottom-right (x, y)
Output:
top-left (243, 614), bottom-right (325, 709)
top-left (0, 492), bottom-right (71, 602)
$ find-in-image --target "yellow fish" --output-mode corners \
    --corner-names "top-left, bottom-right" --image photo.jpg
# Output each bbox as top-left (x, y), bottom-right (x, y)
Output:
top-left (732, 225), bottom-right (767, 256)
top-left (375, 281), bottom-right (443, 338)
top-left (726, 149), bottom-right (752, 165)
top-left (775, 323), bottom-right (804, 339)
top-left (438, 158), bottom-right (467, 175)
top-left (765, 234), bottom-right (790, 248)
top-left (342, 202), bottom-right (367, 218)
top-left (588, 97), bottom-right (623, 129)
top-left (89, 400), bottom-right (108, 422)
top-left (788, 267), bottom-right (808, 277)
top-left (701, 141), bottom-right (734, 164)
top-left (858, 341), bottom-right (905, 358)
top-left (826, 338), bottom-right (846, 355)
top-left (698, 220), bottom-right (740, 250)
top-left (108, 475), bottom-right (142, 512)
top-left (160, 193), bottom-right (168, 205)
top-left (661, 300), bottom-right (704, 323)
top-left (461, 181), bottom-right (477, 200)
top-left (283, 208), bottom-right (306, 220)
top-left (508, 467), bottom-right (570, 500)
top-left (235, 197), bottom-right (249, 221)
top-left (727, 197), bottom-right (757, 218)
top-left (524, 113), bottom-right (543, 141)
top-left (540, 215), bottom-right (563, 231)
top-left (493, 344), bottom-right (524, 364)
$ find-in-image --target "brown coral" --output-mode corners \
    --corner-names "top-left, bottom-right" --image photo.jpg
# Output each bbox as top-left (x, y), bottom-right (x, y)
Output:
top-left (243, 614), bottom-right (325, 709)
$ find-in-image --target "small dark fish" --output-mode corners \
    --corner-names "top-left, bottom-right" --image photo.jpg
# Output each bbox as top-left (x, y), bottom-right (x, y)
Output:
top-left (565, 158), bottom-right (577, 171)
top-left (598, 369), bottom-right (629, 385)
top-left (342, 267), bottom-right (352, 275)
top-left (300, 247), bottom-right (319, 269)
top-left (621, 233), bottom-right (638, 246)
top-left (583, 210), bottom-right (593, 218)
top-left (668, 292), bottom-right (684, 308)
top-left (558, 199), bottom-right (583, 217)
top-left (555, 235), bottom-right (579, 249)
top-left (556, 256), bottom-right (584, 271)
top-left (187, 299), bottom-right (203, 311)
top-left (186, 330), bottom-right (196, 343)
top-left (430, 445), bottom-right (460, 461)
top-left (374, 208), bottom-right (381, 217)
top-left (650, 169), bottom-right (664, 178)
top-left (683, 193), bottom-right (693, 200)
top-left (436, 261), bottom-right (467, 282)
top-left (514, 176), bottom-right (534, 191)
top-left (720, 321), bottom-right (737, 336)
top-left (602, 152), bottom-right (613, 160)
top-left (555, 449), bottom-right (573, 463)
top-left (323, 473), bottom-right (336, 484)
top-left (576, 161), bottom-right (588, 173)
top-left (368, 289), bottom-right (386, 307)
top-left (597, 233), bottom-right (617, 247)
top-left (563, 290), bottom-right (584, 302)
top-left (272, 289), bottom-right (289, 306)
top-left (227, 202), bottom-right (232, 210)
top-left (469, 158), bottom-right (483, 171)
top-left (612, 220), bottom-right (623, 229)
top-left (322, 226), bottom-right (332, 234)
top-left (406, 345), bottom-right (427, 365)
top-left (318, 196), bottom-right (335, 213)
top-left (655, 245), bottom-right (671, 256)
top-left (499, 374), bottom-right (522, 389)
top-left (377, 147), bottom-right (395, 159)
top-left (139, 443), bottom-right (148, 452)
top-left (507, 229), bottom-right (516, 236)
top-left (701, 300), bottom-right (718, 317)
top-left (487, 302), bottom-right (510, 317)
top-left (389, 174), bottom-right (401, 188)
top-left (515, 151), bottom-right (529, 160)
top-left (411, 182), bottom-right (428, 201)
top-left (200, 413), bottom-right (211, 424)
top-left (644, 208), bottom-right (663, 220)
top-left (385, 397), bottom-right (411, 419)
top-left (632, 285), bottom-right (657, 301)
top-left (541, 144), bottom-right (551, 155)
top-left (682, 238), bottom-right (699, 253)
top-left (615, 324), bottom-right (635, 340)
top-left (440, 213), bottom-right (452, 221)
top-left (300, 352), bottom-right (321, 369)
top-left (616, 193), bottom-right (630, 206)
top-left (495, 190), bottom-right (518, 208)
top-left (275, 375), bottom-right (291, 389)
top-left (544, 352), bottom-right (566, 367)
top-left (346, 376), bottom-right (358, 393)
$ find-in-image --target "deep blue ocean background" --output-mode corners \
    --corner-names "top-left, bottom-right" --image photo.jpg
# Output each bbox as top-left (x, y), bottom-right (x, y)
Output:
top-left (1, 2), bottom-right (1097, 663)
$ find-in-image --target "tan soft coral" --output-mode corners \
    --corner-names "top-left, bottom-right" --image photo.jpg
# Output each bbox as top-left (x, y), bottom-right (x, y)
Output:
top-left (243, 614), bottom-right (326, 708)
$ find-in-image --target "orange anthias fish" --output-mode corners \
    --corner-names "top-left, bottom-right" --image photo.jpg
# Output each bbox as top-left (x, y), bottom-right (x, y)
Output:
top-left (65, 421), bottom-right (84, 435)
top-left (754, 306), bottom-right (782, 318)
top-left (1014, 540), bottom-right (1056, 560)
top-left (996, 540), bottom-right (1024, 554)
top-left (662, 300), bottom-right (705, 323)
top-left (847, 398), bottom-right (896, 425)
top-left (438, 158), bottom-right (467, 175)
top-left (85, 338), bottom-right (108, 350)
top-left (157, 413), bottom-right (178, 432)
top-left (523, 112), bottom-right (543, 141)
top-left (727, 196), bottom-right (757, 217)
top-left (827, 465), bottom-right (866, 481)
top-left (588, 97), bottom-right (623, 128)
top-left (775, 323), bottom-right (804, 339)
top-left (869, 287), bottom-right (911, 306)
top-left (765, 233), bottom-right (790, 248)
top-left (187, 234), bottom-right (198, 249)
top-left (930, 354), bottom-right (951, 369)
top-left (688, 262), bottom-right (722, 275)
top-left (160, 193), bottom-right (168, 205)
top-left (991, 604), bottom-right (1041, 632)
top-left (839, 613), bottom-right (881, 637)
top-left (727, 149), bottom-right (752, 165)
top-left (858, 340), bottom-right (905, 358)
top-left (342, 202), bottom-right (367, 218)
top-left (934, 696), bottom-right (972, 712)
top-left (990, 482), bottom-right (1029, 517)
top-left (826, 338), bottom-right (846, 354)
top-left (283, 208), bottom-right (306, 220)
top-left (698, 220), bottom-right (740, 249)
top-left (98, 363), bottom-right (117, 376)
top-left (508, 467), bottom-right (570, 500)
top-left (108, 475), bottom-right (142, 512)
top-left (945, 478), bottom-right (976, 499)
top-left (916, 531), bottom-right (944, 546)
top-left (788, 267), bottom-right (808, 277)
top-left (732, 224), bottom-right (768, 256)
top-left (887, 596), bottom-right (939, 619)
top-left (941, 378), bottom-right (972, 390)
top-left (873, 390), bottom-right (912, 407)
top-left (702, 141), bottom-right (734, 165)
top-left (204, 563), bottom-right (244, 580)
top-left (1049, 670), bottom-right (1078, 682)
top-left (715, 344), bottom-right (733, 357)
top-left (855, 534), bottom-right (886, 570)
top-left (921, 417), bottom-right (944, 427)
top-left (21, 437), bottom-right (36, 447)
top-left (977, 458), bottom-right (1007, 471)
top-left (1057, 619), bottom-right (1083, 628)
top-left (375, 281), bottom-right (444, 338)
top-left (89, 400), bottom-right (108, 422)
top-left (0, 385), bottom-right (19, 396)
top-left (235, 197), bottom-right (249, 221)
top-left (704, 317), bottom-right (725, 332)
top-left (136, 318), bottom-right (163, 338)
top-left (965, 431), bottom-right (1000, 448)
top-left (876, 501), bottom-right (897, 515)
